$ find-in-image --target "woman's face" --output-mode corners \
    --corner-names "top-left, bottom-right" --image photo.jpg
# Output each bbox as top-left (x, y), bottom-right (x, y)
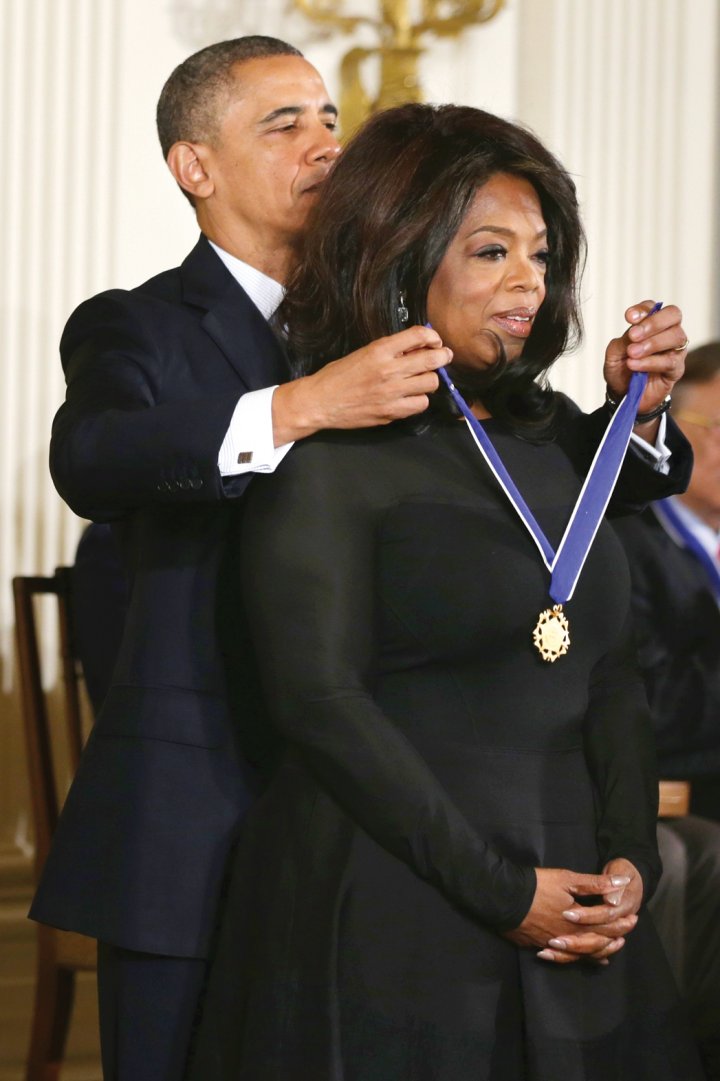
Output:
top-left (426, 173), bottom-right (548, 367)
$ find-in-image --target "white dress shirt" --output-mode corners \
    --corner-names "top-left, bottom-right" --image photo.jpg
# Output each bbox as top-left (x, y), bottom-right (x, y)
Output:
top-left (210, 241), bottom-right (293, 477)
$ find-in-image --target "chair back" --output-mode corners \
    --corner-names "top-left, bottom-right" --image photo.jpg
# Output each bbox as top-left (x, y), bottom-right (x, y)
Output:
top-left (658, 779), bottom-right (691, 817)
top-left (13, 568), bottom-right (86, 880)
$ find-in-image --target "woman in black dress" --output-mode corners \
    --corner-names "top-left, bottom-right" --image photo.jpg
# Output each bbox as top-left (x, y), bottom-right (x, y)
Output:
top-left (187, 105), bottom-right (703, 1079)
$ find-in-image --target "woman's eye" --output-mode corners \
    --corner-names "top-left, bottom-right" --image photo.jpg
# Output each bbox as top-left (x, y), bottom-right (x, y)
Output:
top-left (535, 249), bottom-right (551, 265)
top-left (475, 246), bottom-right (506, 260)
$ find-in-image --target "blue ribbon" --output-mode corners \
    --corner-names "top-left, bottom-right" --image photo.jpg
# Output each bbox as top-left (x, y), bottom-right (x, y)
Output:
top-left (438, 367), bottom-right (647, 605)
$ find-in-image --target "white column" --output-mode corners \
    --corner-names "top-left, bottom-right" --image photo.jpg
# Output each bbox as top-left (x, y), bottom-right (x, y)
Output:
top-left (516, 0), bottom-right (720, 409)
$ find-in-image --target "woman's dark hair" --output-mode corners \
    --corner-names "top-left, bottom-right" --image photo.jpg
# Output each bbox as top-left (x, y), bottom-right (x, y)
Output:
top-left (281, 103), bottom-right (586, 434)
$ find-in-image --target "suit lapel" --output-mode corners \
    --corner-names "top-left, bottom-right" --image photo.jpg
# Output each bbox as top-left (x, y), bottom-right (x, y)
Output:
top-left (180, 235), bottom-right (290, 391)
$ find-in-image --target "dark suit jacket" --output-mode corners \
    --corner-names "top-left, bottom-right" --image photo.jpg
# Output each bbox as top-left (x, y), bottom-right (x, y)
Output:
top-left (30, 236), bottom-right (288, 957)
top-left (72, 523), bottom-right (129, 715)
top-left (614, 508), bottom-right (720, 780)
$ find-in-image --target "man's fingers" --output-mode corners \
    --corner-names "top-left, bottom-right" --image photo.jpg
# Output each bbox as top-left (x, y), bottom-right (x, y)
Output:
top-left (399, 345), bottom-right (452, 372)
top-left (386, 324), bottom-right (444, 354)
top-left (393, 394), bottom-right (431, 419)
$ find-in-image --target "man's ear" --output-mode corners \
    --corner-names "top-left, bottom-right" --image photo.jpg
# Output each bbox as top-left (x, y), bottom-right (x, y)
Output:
top-left (166, 142), bottom-right (214, 201)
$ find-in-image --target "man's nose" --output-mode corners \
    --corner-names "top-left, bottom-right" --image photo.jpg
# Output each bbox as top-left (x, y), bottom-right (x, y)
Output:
top-left (308, 125), bottom-right (342, 163)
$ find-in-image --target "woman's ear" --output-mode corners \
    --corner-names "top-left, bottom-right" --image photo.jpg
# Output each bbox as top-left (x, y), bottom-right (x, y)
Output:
top-left (166, 141), bottom-right (214, 202)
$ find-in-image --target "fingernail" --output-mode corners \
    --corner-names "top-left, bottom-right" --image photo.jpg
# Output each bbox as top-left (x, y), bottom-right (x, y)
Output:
top-left (537, 950), bottom-right (555, 961)
top-left (607, 892), bottom-right (621, 906)
top-left (598, 958), bottom-right (610, 966)
top-left (548, 938), bottom-right (567, 949)
top-left (562, 910), bottom-right (580, 922)
top-left (611, 875), bottom-right (631, 887)
top-left (629, 309), bottom-right (642, 321)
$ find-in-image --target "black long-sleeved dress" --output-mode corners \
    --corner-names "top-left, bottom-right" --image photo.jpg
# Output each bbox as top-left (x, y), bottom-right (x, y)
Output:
top-left (187, 405), bottom-right (703, 1080)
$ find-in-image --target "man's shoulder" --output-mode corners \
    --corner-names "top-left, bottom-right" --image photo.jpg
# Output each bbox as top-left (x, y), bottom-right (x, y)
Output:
top-left (614, 506), bottom-right (706, 597)
top-left (62, 236), bottom-right (231, 330)
top-left (61, 267), bottom-right (180, 335)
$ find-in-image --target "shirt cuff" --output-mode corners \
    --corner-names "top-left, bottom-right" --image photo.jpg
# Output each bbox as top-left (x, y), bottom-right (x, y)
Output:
top-left (629, 413), bottom-right (671, 475)
top-left (218, 386), bottom-right (294, 476)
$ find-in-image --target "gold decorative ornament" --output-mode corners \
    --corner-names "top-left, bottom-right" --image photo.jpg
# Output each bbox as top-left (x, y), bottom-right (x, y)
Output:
top-left (293, 0), bottom-right (506, 138)
top-left (532, 605), bottom-right (571, 663)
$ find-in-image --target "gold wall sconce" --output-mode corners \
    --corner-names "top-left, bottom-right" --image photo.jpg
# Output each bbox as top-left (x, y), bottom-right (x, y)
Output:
top-left (293, 0), bottom-right (506, 138)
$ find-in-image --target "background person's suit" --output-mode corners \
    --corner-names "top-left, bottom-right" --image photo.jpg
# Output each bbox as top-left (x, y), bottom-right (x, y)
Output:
top-left (613, 505), bottom-right (720, 813)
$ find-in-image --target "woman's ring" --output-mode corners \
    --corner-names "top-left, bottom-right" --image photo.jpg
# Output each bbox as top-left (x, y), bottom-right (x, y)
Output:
top-left (672, 338), bottom-right (689, 353)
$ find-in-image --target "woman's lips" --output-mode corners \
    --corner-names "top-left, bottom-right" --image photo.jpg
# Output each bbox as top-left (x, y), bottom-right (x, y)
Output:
top-left (491, 309), bottom-right (536, 339)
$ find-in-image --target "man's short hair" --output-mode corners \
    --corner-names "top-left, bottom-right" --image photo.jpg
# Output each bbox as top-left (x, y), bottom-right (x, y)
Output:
top-left (156, 36), bottom-right (303, 159)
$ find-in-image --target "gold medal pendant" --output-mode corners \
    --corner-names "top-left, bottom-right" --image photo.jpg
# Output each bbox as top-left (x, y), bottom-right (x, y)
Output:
top-left (533, 604), bottom-right (570, 662)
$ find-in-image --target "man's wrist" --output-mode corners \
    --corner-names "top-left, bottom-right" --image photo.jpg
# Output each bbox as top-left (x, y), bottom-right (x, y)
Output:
top-left (271, 376), bottom-right (322, 446)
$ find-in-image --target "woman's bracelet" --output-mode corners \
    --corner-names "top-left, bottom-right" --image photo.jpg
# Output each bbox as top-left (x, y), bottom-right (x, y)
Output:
top-left (605, 388), bottom-right (672, 425)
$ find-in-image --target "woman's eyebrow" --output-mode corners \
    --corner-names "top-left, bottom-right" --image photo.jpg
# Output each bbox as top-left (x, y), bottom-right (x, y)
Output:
top-left (466, 225), bottom-right (548, 240)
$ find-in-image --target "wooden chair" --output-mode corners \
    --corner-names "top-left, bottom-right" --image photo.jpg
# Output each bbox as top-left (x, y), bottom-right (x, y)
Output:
top-left (658, 779), bottom-right (691, 818)
top-left (13, 568), bottom-right (97, 1081)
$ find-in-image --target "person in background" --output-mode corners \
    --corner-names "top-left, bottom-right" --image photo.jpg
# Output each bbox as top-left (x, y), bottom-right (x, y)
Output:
top-left (615, 340), bottom-right (720, 1079)
top-left (186, 102), bottom-right (701, 1080)
top-left (616, 341), bottom-right (720, 819)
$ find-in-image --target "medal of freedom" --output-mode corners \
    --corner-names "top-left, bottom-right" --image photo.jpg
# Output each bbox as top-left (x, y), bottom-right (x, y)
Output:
top-left (437, 360), bottom-right (647, 668)
top-left (532, 605), bottom-right (570, 662)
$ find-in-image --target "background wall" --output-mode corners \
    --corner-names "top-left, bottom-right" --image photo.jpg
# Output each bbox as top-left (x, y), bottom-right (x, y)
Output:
top-left (1, 1), bottom-right (718, 1077)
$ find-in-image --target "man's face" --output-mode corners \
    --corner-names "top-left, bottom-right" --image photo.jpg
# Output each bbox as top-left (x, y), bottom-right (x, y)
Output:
top-left (675, 374), bottom-right (720, 525)
top-left (199, 55), bottom-right (340, 256)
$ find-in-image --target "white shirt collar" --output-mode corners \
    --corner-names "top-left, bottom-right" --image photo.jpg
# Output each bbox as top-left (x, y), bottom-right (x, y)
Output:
top-left (208, 240), bottom-right (285, 322)
top-left (667, 496), bottom-right (720, 564)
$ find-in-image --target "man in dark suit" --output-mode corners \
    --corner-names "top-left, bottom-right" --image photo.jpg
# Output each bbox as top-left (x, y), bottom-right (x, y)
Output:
top-left (616, 341), bottom-right (720, 815)
top-left (30, 34), bottom-right (693, 1081)
top-left (615, 341), bottom-right (720, 1078)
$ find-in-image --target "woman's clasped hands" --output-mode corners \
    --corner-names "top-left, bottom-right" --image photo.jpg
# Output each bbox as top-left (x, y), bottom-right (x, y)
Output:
top-left (504, 857), bottom-right (643, 966)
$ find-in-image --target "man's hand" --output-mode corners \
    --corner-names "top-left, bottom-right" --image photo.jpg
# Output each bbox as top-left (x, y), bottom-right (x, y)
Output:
top-left (604, 301), bottom-right (688, 444)
top-left (271, 325), bottom-right (451, 445)
top-left (503, 865), bottom-right (641, 966)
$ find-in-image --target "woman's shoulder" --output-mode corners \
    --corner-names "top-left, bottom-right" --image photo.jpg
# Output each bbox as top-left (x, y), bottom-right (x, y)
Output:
top-left (250, 422), bottom-right (426, 511)
top-left (285, 421), bottom-right (421, 470)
